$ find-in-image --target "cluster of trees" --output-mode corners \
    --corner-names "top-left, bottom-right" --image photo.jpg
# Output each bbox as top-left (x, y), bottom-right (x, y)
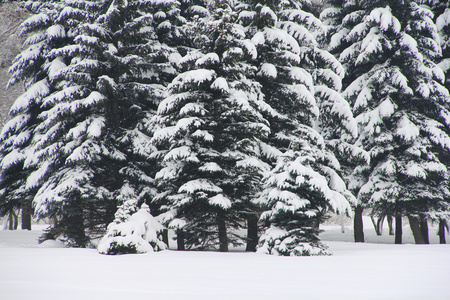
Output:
top-left (0, 0), bottom-right (449, 254)
top-left (324, 0), bottom-right (450, 245)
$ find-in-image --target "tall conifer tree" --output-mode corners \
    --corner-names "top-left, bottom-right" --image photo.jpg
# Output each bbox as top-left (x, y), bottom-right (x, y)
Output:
top-left (423, 0), bottom-right (450, 243)
top-left (237, 0), bottom-right (353, 255)
top-left (324, 0), bottom-right (450, 244)
top-left (0, 0), bottom-right (73, 231)
top-left (152, 0), bottom-right (270, 251)
top-left (1, 0), bottom-right (184, 245)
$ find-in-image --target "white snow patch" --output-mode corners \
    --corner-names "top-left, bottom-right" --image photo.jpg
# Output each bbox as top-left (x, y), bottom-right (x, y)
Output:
top-left (260, 6), bottom-right (277, 23)
top-left (405, 163), bottom-right (426, 179)
top-left (168, 218), bottom-right (186, 230)
top-left (178, 179), bottom-right (222, 194)
top-left (396, 115), bottom-right (419, 141)
top-left (164, 146), bottom-right (191, 162)
top-left (195, 53), bottom-right (220, 67)
top-left (87, 117), bottom-right (105, 138)
top-left (199, 162), bottom-right (222, 173)
top-left (169, 69), bottom-right (215, 90)
top-left (251, 32), bottom-right (265, 46)
top-left (211, 77), bottom-right (230, 92)
top-left (259, 63), bottom-right (277, 78)
top-left (209, 194), bottom-right (232, 209)
top-left (236, 157), bottom-right (270, 172)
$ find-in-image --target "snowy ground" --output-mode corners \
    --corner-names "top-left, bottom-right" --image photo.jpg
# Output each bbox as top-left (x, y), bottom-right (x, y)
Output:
top-left (1, 217), bottom-right (449, 300)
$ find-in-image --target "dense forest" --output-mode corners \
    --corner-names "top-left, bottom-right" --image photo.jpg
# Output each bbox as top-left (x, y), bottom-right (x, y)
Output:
top-left (0, 0), bottom-right (449, 255)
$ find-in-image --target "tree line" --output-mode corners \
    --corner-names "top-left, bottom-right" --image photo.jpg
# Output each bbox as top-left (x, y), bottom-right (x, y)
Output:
top-left (0, 0), bottom-right (449, 255)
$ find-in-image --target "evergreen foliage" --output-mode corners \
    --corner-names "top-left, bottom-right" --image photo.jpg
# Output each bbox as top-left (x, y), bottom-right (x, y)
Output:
top-left (98, 200), bottom-right (167, 254)
top-left (0, 0), bottom-right (69, 232)
top-left (152, 0), bottom-right (270, 251)
top-left (236, 0), bottom-right (353, 255)
top-left (25, 0), bottom-right (159, 245)
top-left (1, 0), bottom-right (183, 246)
top-left (424, 0), bottom-right (450, 91)
top-left (422, 0), bottom-right (450, 235)
top-left (2, 0), bottom-right (448, 252)
top-left (324, 0), bottom-right (450, 233)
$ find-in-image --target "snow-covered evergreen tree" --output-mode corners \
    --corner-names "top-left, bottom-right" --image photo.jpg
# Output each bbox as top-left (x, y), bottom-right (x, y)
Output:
top-left (0, 0), bottom-right (71, 229)
top-left (98, 201), bottom-right (167, 254)
top-left (1, 0), bottom-right (187, 246)
top-left (152, 0), bottom-right (270, 251)
top-left (20, 0), bottom-right (142, 245)
top-left (235, 0), bottom-right (353, 255)
top-left (423, 0), bottom-right (450, 91)
top-left (256, 148), bottom-right (351, 256)
top-left (421, 0), bottom-right (450, 243)
top-left (321, 0), bottom-right (371, 242)
top-left (324, 0), bottom-right (450, 244)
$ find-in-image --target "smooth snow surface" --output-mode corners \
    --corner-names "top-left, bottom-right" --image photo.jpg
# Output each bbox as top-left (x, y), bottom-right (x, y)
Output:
top-left (1, 221), bottom-right (449, 300)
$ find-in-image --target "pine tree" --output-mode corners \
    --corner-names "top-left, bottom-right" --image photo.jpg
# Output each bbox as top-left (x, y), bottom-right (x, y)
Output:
top-left (0, 0), bottom-right (69, 230)
top-left (1, 0), bottom-right (186, 246)
top-left (33, 0), bottom-right (185, 246)
top-left (423, 0), bottom-right (450, 244)
top-left (321, 0), bottom-right (370, 242)
top-left (98, 200), bottom-right (167, 254)
top-left (324, 0), bottom-right (450, 244)
top-left (152, 0), bottom-right (270, 251)
top-left (236, 0), bottom-right (353, 255)
top-left (425, 0), bottom-right (450, 91)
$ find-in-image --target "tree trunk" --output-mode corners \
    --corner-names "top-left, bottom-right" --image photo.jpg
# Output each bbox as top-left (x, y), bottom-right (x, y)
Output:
top-left (8, 211), bottom-right (18, 230)
top-left (354, 205), bottom-right (364, 242)
top-left (377, 216), bottom-right (384, 235)
top-left (162, 229), bottom-right (169, 248)
top-left (218, 211), bottom-right (228, 252)
top-left (8, 213), bottom-right (14, 230)
top-left (395, 216), bottom-right (402, 244)
top-left (438, 220), bottom-right (447, 244)
top-left (419, 218), bottom-right (429, 244)
top-left (69, 212), bottom-right (89, 247)
top-left (408, 216), bottom-right (426, 244)
top-left (372, 216), bottom-right (385, 236)
top-left (177, 229), bottom-right (185, 251)
top-left (21, 204), bottom-right (32, 230)
top-left (387, 216), bottom-right (394, 235)
top-left (245, 214), bottom-right (258, 252)
top-left (370, 216), bottom-right (378, 235)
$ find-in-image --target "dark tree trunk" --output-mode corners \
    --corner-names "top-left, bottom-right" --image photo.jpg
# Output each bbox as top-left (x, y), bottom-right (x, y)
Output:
top-left (218, 212), bottom-right (228, 252)
top-left (105, 201), bottom-right (117, 226)
top-left (371, 216), bottom-right (385, 235)
top-left (395, 216), bottom-right (402, 244)
top-left (162, 229), bottom-right (169, 248)
top-left (419, 218), bottom-right (429, 244)
top-left (408, 216), bottom-right (426, 244)
top-left (21, 204), bottom-right (32, 230)
top-left (370, 216), bottom-right (378, 235)
top-left (354, 205), bottom-right (364, 242)
top-left (8, 213), bottom-right (14, 230)
top-left (87, 206), bottom-right (95, 231)
top-left (245, 214), bottom-right (258, 252)
top-left (377, 216), bottom-right (385, 235)
top-left (387, 216), bottom-right (394, 235)
top-left (8, 211), bottom-right (18, 230)
top-left (177, 229), bottom-right (185, 251)
top-left (438, 220), bottom-right (447, 244)
top-left (69, 212), bottom-right (89, 247)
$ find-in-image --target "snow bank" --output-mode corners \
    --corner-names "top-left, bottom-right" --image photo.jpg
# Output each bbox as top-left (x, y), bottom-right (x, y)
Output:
top-left (1, 219), bottom-right (449, 300)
